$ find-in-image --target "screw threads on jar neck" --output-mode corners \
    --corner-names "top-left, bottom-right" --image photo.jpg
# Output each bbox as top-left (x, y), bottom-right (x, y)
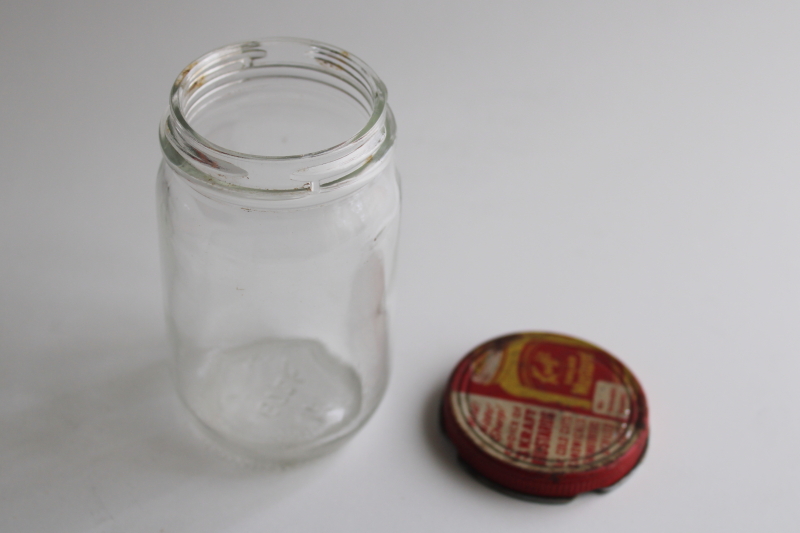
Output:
top-left (160, 38), bottom-right (395, 203)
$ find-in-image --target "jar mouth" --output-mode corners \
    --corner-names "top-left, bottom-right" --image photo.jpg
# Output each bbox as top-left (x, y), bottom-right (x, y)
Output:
top-left (161, 38), bottom-right (394, 197)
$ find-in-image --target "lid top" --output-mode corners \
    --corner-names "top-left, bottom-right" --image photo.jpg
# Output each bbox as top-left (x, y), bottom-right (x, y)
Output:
top-left (443, 332), bottom-right (648, 499)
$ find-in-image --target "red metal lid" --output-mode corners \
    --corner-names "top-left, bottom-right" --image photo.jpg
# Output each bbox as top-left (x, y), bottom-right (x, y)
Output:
top-left (441, 332), bottom-right (648, 500)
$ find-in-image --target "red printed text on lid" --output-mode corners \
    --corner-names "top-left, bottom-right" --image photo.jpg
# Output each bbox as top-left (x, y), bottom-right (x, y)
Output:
top-left (454, 335), bottom-right (635, 466)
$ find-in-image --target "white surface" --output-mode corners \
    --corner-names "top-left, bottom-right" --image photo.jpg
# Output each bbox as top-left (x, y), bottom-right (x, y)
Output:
top-left (2, 1), bottom-right (799, 531)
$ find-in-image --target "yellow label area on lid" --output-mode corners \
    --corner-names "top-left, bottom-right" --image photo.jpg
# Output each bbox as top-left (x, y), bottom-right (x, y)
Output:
top-left (472, 337), bottom-right (595, 410)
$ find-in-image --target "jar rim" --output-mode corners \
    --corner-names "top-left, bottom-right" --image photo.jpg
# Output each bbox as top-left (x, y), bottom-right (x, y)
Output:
top-left (161, 38), bottom-right (395, 199)
top-left (169, 37), bottom-right (388, 161)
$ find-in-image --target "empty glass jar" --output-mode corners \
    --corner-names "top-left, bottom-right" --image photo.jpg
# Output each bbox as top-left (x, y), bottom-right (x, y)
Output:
top-left (156, 38), bottom-right (400, 462)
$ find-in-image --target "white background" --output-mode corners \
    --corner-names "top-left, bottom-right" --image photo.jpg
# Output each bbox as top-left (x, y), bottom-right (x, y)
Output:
top-left (2, 1), bottom-right (799, 531)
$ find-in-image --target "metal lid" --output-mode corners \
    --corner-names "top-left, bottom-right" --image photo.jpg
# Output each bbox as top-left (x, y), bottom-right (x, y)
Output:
top-left (441, 332), bottom-right (648, 500)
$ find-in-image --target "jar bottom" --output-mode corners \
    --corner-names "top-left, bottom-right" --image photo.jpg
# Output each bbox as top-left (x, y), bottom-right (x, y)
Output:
top-left (180, 337), bottom-right (363, 463)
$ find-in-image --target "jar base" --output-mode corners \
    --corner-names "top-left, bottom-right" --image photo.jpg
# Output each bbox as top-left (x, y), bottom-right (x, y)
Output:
top-left (183, 407), bottom-right (358, 466)
top-left (180, 337), bottom-right (363, 463)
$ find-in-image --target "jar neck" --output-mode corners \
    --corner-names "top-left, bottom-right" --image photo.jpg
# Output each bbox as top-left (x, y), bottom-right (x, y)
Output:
top-left (160, 39), bottom-right (395, 204)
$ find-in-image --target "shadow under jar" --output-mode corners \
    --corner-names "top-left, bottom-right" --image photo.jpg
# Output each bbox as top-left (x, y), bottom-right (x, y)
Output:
top-left (157, 39), bottom-right (400, 463)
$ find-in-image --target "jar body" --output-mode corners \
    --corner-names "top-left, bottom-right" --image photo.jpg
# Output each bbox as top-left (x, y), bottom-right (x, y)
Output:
top-left (157, 39), bottom-right (400, 462)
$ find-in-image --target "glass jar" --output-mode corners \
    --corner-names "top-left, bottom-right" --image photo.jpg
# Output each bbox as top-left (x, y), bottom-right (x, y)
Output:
top-left (156, 38), bottom-right (400, 463)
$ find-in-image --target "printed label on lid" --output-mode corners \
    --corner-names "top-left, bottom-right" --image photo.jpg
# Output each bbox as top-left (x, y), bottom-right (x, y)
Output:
top-left (450, 333), bottom-right (640, 472)
top-left (463, 395), bottom-right (622, 464)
